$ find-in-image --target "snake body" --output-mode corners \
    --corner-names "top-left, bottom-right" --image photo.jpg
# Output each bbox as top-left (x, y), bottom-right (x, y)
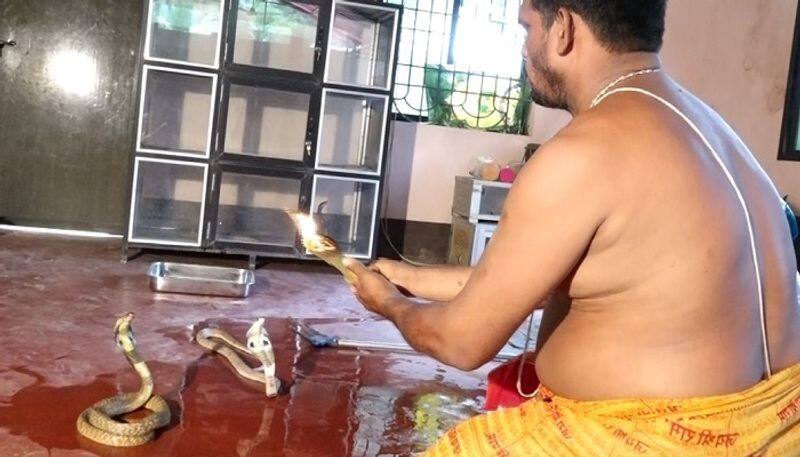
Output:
top-left (195, 318), bottom-right (280, 397)
top-left (76, 313), bottom-right (171, 447)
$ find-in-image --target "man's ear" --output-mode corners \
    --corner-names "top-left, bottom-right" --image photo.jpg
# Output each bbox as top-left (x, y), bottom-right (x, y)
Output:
top-left (552, 7), bottom-right (575, 55)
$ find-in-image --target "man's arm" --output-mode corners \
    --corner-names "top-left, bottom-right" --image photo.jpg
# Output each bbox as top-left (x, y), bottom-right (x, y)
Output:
top-left (349, 137), bottom-right (611, 370)
top-left (369, 260), bottom-right (473, 301)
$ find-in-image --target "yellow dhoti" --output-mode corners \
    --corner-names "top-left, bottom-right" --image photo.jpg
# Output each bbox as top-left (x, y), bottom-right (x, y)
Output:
top-left (425, 363), bottom-right (800, 456)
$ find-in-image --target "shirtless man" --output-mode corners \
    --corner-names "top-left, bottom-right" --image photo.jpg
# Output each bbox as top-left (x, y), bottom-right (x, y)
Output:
top-left (348, 0), bottom-right (800, 454)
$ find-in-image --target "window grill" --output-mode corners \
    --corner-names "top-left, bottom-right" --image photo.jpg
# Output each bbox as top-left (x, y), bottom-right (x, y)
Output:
top-left (384, 0), bottom-right (530, 134)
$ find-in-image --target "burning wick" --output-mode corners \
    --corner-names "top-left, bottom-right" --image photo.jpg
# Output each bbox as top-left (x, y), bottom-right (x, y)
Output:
top-left (288, 211), bottom-right (358, 284)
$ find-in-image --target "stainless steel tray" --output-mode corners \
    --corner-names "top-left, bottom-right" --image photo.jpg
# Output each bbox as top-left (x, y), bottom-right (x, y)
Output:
top-left (148, 262), bottom-right (255, 298)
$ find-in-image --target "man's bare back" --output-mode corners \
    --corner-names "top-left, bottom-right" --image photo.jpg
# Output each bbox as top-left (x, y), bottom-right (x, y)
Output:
top-left (349, 1), bottom-right (800, 453)
top-left (348, 0), bottom-right (800, 406)
top-left (357, 75), bottom-right (800, 402)
top-left (534, 75), bottom-right (800, 400)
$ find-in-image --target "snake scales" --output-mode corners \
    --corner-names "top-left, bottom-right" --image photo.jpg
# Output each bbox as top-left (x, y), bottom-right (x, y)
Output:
top-left (195, 318), bottom-right (281, 397)
top-left (76, 313), bottom-right (171, 447)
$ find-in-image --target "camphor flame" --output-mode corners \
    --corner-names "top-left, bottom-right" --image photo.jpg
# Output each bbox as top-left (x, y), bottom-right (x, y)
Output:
top-left (287, 211), bottom-right (328, 253)
top-left (286, 210), bottom-right (358, 284)
top-left (292, 212), bottom-right (319, 244)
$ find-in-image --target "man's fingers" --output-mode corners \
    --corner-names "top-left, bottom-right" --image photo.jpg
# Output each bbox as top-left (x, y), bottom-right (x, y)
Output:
top-left (368, 259), bottom-right (394, 276)
top-left (344, 257), bottom-right (368, 275)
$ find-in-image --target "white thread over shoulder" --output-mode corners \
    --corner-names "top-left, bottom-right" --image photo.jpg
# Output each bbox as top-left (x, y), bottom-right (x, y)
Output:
top-left (594, 87), bottom-right (773, 378)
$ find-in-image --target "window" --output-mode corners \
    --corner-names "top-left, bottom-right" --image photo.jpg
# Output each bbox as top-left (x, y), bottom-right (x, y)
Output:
top-left (779, 5), bottom-right (800, 161)
top-left (384, 0), bottom-right (530, 134)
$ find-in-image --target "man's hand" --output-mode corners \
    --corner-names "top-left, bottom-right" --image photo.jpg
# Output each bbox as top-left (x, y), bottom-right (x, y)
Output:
top-left (369, 259), bottom-right (415, 289)
top-left (346, 259), bottom-right (404, 317)
top-left (369, 260), bottom-right (474, 301)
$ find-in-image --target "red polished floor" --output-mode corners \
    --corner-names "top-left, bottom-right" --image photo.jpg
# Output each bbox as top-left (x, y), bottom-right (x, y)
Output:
top-left (0, 232), bottom-right (492, 457)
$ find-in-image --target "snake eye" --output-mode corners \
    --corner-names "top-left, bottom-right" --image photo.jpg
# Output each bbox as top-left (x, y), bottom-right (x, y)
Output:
top-left (262, 338), bottom-right (270, 346)
top-left (248, 341), bottom-right (255, 349)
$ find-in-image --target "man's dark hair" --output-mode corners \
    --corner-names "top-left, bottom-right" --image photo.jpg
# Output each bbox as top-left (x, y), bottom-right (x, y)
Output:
top-left (531, 0), bottom-right (667, 53)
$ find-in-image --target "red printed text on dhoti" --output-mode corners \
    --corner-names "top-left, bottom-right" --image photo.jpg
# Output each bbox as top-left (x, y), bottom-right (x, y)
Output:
top-left (484, 433), bottom-right (510, 457)
top-left (620, 404), bottom-right (681, 420)
top-left (544, 403), bottom-right (572, 439)
top-left (667, 421), bottom-right (739, 448)
top-left (605, 425), bottom-right (650, 454)
top-left (777, 395), bottom-right (800, 424)
top-left (447, 429), bottom-right (461, 454)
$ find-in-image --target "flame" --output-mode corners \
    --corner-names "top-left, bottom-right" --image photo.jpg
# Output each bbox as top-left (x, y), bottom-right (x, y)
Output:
top-left (287, 211), bottom-right (341, 255)
top-left (286, 211), bottom-right (355, 283)
top-left (292, 213), bottom-right (318, 239)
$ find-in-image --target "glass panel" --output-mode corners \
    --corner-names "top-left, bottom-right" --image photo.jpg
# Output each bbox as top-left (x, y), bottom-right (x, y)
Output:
top-left (311, 176), bottom-right (378, 257)
top-left (140, 69), bottom-right (214, 156)
top-left (318, 91), bottom-right (386, 173)
top-left (233, 0), bottom-right (320, 73)
top-left (131, 159), bottom-right (205, 244)
top-left (478, 185), bottom-right (509, 218)
top-left (327, 3), bottom-right (397, 89)
top-left (796, 108), bottom-right (800, 151)
top-left (147, 0), bottom-right (222, 66)
top-left (224, 84), bottom-right (310, 161)
top-left (216, 172), bottom-right (301, 246)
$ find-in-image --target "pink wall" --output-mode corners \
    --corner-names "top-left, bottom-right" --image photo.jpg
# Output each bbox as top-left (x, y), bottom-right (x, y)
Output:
top-left (385, 122), bottom-right (532, 223)
top-left (387, 0), bottom-right (800, 223)
top-left (383, 94), bottom-right (572, 224)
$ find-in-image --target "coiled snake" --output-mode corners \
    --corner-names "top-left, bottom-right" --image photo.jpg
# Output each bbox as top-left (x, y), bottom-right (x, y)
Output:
top-left (76, 313), bottom-right (171, 447)
top-left (195, 318), bottom-right (281, 397)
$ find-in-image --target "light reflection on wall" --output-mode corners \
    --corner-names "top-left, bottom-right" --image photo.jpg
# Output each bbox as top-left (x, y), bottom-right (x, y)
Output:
top-left (46, 50), bottom-right (98, 97)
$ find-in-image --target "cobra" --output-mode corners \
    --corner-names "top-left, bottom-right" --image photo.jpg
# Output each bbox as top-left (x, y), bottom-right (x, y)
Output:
top-left (76, 312), bottom-right (171, 447)
top-left (195, 318), bottom-right (281, 397)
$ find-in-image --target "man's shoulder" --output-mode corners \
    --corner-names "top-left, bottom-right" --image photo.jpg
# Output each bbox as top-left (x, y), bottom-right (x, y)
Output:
top-left (503, 121), bottom-right (616, 233)
top-left (513, 127), bottom-right (619, 211)
top-left (531, 117), bottom-right (618, 176)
